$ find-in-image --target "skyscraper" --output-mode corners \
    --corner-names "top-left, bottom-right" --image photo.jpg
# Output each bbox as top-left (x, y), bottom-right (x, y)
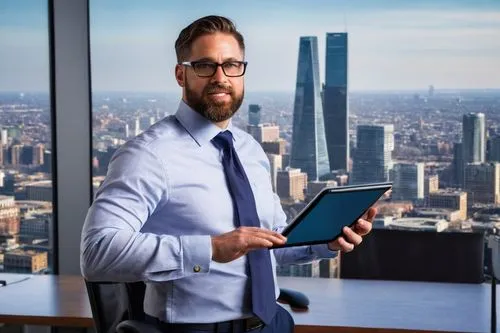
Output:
top-left (248, 104), bottom-right (261, 126)
top-left (352, 124), bottom-right (394, 184)
top-left (390, 162), bottom-right (424, 202)
top-left (290, 36), bottom-right (330, 181)
top-left (323, 32), bottom-right (349, 172)
top-left (460, 113), bottom-right (486, 187)
top-left (463, 113), bottom-right (486, 163)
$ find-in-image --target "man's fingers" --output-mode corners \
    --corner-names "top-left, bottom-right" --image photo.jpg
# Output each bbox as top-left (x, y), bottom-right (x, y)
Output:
top-left (249, 232), bottom-right (286, 246)
top-left (239, 227), bottom-right (287, 242)
top-left (336, 236), bottom-right (354, 252)
top-left (343, 227), bottom-right (363, 246)
top-left (354, 219), bottom-right (372, 236)
top-left (245, 236), bottom-right (274, 250)
top-left (364, 207), bottom-right (377, 221)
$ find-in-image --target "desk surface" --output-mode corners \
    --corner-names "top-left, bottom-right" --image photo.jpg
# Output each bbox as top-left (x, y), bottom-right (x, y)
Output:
top-left (0, 273), bottom-right (93, 327)
top-left (0, 273), bottom-right (497, 332)
top-left (278, 277), bottom-right (496, 333)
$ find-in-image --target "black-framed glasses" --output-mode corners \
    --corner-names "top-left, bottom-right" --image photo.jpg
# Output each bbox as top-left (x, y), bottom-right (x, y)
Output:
top-left (181, 60), bottom-right (248, 77)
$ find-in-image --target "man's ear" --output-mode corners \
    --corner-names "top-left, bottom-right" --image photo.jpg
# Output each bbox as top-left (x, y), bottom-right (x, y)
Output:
top-left (175, 64), bottom-right (185, 87)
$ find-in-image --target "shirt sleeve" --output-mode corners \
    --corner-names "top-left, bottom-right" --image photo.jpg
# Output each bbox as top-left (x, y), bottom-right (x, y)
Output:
top-left (270, 192), bottom-right (337, 265)
top-left (80, 140), bottom-right (212, 282)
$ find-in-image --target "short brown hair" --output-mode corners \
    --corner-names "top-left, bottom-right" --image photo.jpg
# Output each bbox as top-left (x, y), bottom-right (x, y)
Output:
top-left (175, 15), bottom-right (245, 63)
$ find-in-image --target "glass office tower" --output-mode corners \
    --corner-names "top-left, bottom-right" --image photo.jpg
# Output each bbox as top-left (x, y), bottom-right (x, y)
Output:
top-left (352, 124), bottom-right (394, 184)
top-left (323, 32), bottom-right (349, 172)
top-left (290, 36), bottom-right (330, 181)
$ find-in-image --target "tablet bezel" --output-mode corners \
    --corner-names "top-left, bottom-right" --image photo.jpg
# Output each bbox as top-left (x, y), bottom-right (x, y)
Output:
top-left (271, 182), bottom-right (392, 249)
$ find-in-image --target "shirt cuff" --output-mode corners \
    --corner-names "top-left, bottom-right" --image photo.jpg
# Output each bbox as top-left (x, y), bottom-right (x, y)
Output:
top-left (311, 243), bottom-right (338, 259)
top-left (180, 235), bottom-right (212, 275)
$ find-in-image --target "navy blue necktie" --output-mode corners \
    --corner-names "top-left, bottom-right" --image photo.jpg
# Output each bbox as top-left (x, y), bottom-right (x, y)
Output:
top-left (212, 130), bottom-right (276, 325)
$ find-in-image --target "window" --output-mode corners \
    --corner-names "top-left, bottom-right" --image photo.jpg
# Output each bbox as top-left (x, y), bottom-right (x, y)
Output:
top-left (89, 0), bottom-right (500, 281)
top-left (0, 0), bottom-right (54, 274)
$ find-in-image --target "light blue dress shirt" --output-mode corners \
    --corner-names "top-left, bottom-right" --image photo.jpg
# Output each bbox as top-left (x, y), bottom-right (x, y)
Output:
top-left (81, 100), bottom-right (337, 324)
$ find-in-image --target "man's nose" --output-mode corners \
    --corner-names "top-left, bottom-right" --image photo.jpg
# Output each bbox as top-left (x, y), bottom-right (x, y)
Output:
top-left (210, 65), bottom-right (228, 83)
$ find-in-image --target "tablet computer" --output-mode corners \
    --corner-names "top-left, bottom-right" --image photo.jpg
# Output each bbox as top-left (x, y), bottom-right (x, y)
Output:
top-left (272, 182), bottom-right (392, 249)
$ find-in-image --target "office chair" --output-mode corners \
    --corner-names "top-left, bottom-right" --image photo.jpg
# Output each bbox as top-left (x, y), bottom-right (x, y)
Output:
top-left (339, 228), bottom-right (485, 283)
top-left (85, 280), bottom-right (309, 333)
top-left (85, 280), bottom-right (163, 333)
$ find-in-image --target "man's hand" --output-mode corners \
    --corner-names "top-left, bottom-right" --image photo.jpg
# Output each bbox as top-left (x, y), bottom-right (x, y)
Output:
top-left (211, 227), bottom-right (287, 263)
top-left (328, 207), bottom-right (377, 253)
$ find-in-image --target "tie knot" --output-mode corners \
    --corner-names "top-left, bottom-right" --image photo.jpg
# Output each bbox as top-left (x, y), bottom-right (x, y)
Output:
top-left (212, 131), bottom-right (234, 151)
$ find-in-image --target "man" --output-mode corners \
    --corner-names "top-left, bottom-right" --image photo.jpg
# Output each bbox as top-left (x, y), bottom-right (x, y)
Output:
top-left (81, 15), bottom-right (376, 333)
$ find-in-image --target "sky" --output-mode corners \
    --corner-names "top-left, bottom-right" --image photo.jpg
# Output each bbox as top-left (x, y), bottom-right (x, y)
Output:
top-left (1, 0), bottom-right (500, 92)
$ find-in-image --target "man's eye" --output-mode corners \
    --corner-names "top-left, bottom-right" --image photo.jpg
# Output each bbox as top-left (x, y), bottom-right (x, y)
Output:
top-left (196, 63), bottom-right (215, 69)
top-left (224, 62), bottom-right (239, 68)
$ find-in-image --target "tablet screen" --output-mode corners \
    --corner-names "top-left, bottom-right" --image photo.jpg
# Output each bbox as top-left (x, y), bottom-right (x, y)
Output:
top-left (280, 186), bottom-right (389, 247)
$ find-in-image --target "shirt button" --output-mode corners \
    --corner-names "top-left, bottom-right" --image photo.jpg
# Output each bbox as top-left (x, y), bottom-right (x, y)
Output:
top-left (193, 265), bottom-right (201, 273)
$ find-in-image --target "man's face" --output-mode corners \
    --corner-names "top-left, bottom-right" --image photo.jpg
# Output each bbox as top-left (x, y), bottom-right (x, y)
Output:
top-left (175, 32), bottom-right (245, 124)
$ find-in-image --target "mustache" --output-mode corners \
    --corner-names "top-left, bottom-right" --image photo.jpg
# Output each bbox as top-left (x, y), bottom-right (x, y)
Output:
top-left (205, 84), bottom-right (233, 95)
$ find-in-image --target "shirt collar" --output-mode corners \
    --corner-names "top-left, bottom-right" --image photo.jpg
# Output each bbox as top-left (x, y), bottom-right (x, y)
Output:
top-left (175, 100), bottom-right (237, 147)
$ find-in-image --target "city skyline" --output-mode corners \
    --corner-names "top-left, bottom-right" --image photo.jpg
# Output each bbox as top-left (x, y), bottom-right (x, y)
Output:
top-left (1, 0), bottom-right (500, 92)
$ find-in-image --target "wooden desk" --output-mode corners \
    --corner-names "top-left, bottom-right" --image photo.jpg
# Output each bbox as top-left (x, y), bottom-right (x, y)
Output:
top-left (0, 273), bottom-right (93, 327)
top-left (0, 274), bottom-right (496, 332)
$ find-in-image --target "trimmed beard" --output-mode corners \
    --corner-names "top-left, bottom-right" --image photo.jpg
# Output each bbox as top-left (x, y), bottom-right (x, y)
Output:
top-left (185, 79), bottom-right (244, 123)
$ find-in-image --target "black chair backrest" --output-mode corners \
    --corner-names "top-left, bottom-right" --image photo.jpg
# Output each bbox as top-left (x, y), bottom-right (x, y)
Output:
top-left (340, 228), bottom-right (485, 283)
top-left (85, 280), bottom-right (147, 333)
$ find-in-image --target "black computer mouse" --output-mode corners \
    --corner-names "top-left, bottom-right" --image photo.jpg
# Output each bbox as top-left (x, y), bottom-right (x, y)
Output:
top-left (277, 288), bottom-right (310, 311)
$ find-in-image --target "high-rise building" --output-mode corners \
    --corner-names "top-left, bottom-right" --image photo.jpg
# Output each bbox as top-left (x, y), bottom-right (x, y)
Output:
top-left (290, 36), bottom-right (330, 181)
top-left (133, 117), bottom-right (140, 136)
top-left (458, 113), bottom-right (486, 187)
top-left (124, 123), bottom-right (130, 138)
top-left (424, 174), bottom-right (439, 199)
top-left (323, 32), bottom-right (349, 172)
top-left (43, 150), bottom-right (52, 173)
top-left (21, 145), bottom-right (34, 165)
top-left (428, 85), bottom-right (435, 97)
top-left (463, 113), bottom-right (486, 164)
top-left (277, 168), bottom-right (308, 201)
top-left (429, 190), bottom-right (467, 221)
top-left (1, 129), bottom-right (8, 146)
top-left (33, 143), bottom-right (45, 166)
top-left (391, 162), bottom-right (424, 202)
top-left (266, 153), bottom-right (282, 192)
top-left (248, 104), bottom-right (261, 126)
top-left (10, 144), bottom-right (23, 166)
top-left (352, 125), bottom-right (394, 184)
top-left (464, 162), bottom-right (500, 206)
